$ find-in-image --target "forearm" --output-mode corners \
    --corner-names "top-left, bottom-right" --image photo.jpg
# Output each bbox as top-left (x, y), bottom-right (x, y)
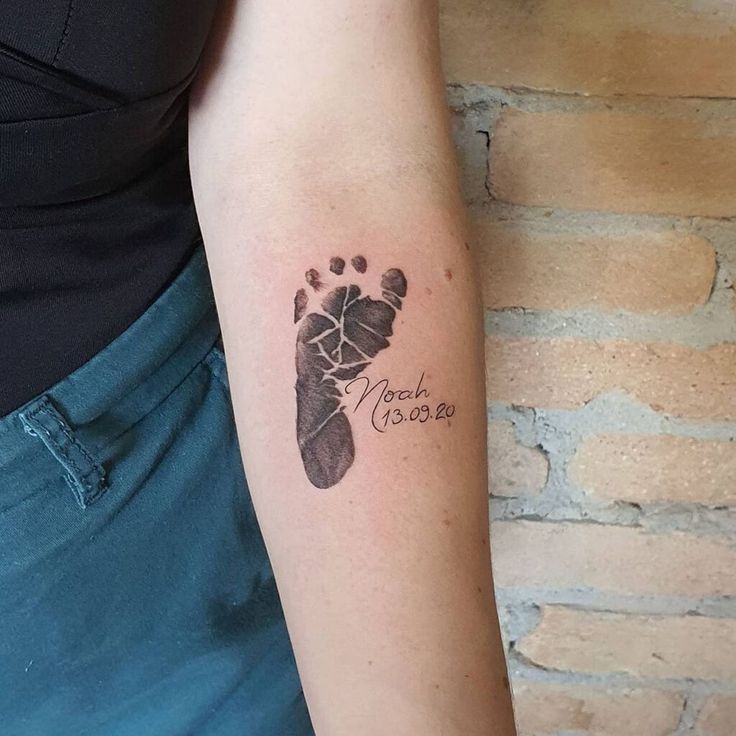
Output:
top-left (189, 2), bottom-right (515, 733)
top-left (199, 222), bottom-right (513, 735)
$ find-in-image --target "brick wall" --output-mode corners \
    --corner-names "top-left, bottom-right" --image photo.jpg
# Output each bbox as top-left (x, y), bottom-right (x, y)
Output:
top-left (440, 2), bottom-right (736, 734)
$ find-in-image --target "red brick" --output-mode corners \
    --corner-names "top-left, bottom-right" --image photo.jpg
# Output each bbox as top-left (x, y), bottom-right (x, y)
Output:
top-left (490, 108), bottom-right (736, 217)
top-left (491, 521), bottom-right (736, 597)
top-left (440, 0), bottom-right (736, 98)
top-left (570, 434), bottom-right (736, 506)
top-left (485, 337), bottom-right (736, 421)
top-left (517, 607), bottom-right (736, 679)
top-left (512, 682), bottom-right (683, 736)
top-left (476, 221), bottom-right (716, 315)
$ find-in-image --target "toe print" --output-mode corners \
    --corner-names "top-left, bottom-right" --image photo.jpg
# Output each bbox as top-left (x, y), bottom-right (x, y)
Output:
top-left (351, 255), bottom-right (367, 274)
top-left (294, 256), bottom-right (408, 488)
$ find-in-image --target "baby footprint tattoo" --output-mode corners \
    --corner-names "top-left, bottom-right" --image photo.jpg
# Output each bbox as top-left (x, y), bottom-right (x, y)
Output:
top-left (294, 256), bottom-right (408, 488)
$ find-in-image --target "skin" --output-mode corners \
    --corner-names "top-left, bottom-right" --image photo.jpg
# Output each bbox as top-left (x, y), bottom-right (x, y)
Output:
top-left (188, 1), bottom-right (518, 734)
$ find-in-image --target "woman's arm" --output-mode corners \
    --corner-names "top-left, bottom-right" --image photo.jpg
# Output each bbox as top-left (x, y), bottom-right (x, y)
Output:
top-left (188, 1), bottom-right (516, 734)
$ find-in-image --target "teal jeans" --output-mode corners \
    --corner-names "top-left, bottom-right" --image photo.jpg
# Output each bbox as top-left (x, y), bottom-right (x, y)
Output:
top-left (0, 245), bottom-right (314, 735)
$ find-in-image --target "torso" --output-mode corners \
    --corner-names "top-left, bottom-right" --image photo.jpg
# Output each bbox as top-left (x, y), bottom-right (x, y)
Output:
top-left (0, 0), bottom-right (219, 416)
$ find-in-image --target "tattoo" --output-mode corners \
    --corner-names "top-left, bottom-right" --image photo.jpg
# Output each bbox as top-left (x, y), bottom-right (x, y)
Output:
top-left (294, 255), bottom-right (407, 488)
top-left (344, 371), bottom-right (455, 432)
top-left (305, 268), bottom-right (322, 291)
top-left (293, 288), bottom-right (308, 322)
top-left (351, 255), bottom-right (367, 274)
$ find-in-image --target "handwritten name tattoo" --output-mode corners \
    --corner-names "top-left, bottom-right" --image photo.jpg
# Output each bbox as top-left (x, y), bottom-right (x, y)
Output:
top-left (344, 371), bottom-right (455, 433)
top-left (293, 256), bottom-right (407, 488)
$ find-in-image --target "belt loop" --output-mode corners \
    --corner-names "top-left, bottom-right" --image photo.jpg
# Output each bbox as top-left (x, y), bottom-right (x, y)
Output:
top-left (18, 395), bottom-right (108, 509)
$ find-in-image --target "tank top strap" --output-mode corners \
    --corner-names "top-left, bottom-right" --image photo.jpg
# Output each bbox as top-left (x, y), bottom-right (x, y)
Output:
top-left (0, 41), bottom-right (124, 109)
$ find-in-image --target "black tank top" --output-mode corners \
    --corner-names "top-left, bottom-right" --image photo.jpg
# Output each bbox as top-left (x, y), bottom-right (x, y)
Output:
top-left (0, 0), bottom-right (220, 417)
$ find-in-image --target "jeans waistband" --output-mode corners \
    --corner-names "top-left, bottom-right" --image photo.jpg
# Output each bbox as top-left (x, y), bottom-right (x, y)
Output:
top-left (0, 244), bottom-right (221, 504)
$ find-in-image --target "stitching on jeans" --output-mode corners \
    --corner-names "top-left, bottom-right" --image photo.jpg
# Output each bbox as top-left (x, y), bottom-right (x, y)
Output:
top-left (63, 473), bottom-right (88, 508)
top-left (42, 406), bottom-right (100, 480)
top-left (52, 0), bottom-right (76, 67)
top-left (29, 405), bottom-right (107, 508)
top-left (33, 418), bottom-right (92, 492)
top-left (21, 399), bottom-right (106, 502)
top-left (25, 401), bottom-right (99, 485)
